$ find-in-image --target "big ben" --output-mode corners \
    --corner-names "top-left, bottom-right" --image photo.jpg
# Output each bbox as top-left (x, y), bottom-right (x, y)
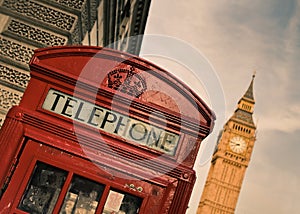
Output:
top-left (197, 75), bottom-right (256, 214)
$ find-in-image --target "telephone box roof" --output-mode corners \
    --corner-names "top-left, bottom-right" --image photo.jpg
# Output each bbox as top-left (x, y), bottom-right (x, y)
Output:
top-left (30, 46), bottom-right (215, 134)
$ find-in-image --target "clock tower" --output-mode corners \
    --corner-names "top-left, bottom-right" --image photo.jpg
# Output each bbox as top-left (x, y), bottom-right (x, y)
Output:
top-left (197, 75), bottom-right (256, 214)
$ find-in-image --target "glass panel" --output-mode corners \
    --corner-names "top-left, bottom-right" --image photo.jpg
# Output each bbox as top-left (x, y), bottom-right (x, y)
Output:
top-left (103, 190), bottom-right (142, 214)
top-left (18, 162), bottom-right (67, 214)
top-left (60, 175), bottom-right (105, 214)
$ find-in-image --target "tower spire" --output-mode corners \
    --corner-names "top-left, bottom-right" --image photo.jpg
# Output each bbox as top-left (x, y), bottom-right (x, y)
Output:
top-left (231, 74), bottom-right (256, 127)
top-left (242, 73), bottom-right (255, 102)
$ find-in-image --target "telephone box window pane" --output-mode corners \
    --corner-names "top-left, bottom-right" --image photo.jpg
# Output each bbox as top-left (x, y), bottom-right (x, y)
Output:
top-left (18, 162), bottom-right (67, 214)
top-left (60, 175), bottom-right (105, 214)
top-left (103, 190), bottom-right (142, 214)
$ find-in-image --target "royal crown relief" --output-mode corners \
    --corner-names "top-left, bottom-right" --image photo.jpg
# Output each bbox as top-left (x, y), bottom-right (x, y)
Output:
top-left (106, 66), bottom-right (147, 98)
top-left (106, 65), bottom-right (179, 113)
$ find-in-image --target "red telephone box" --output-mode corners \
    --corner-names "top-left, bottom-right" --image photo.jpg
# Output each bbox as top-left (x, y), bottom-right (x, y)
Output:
top-left (0, 46), bottom-right (215, 214)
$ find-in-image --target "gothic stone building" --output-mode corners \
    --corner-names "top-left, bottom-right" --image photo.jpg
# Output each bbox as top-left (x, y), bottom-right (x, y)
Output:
top-left (0, 0), bottom-right (151, 128)
top-left (197, 75), bottom-right (256, 214)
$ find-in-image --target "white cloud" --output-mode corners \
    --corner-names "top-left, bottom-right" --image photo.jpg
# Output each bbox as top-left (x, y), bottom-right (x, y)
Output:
top-left (258, 104), bottom-right (300, 132)
top-left (283, 0), bottom-right (300, 52)
top-left (238, 163), bottom-right (300, 214)
top-left (144, 0), bottom-right (300, 213)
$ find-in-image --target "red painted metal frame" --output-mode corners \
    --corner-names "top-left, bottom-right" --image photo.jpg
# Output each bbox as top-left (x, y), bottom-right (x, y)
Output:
top-left (0, 46), bottom-right (215, 214)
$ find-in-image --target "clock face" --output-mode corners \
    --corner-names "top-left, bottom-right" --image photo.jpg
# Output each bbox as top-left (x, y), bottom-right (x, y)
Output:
top-left (229, 136), bottom-right (247, 154)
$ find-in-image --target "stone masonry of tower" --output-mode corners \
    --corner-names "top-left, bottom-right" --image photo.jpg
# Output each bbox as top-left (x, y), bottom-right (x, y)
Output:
top-left (0, 0), bottom-right (151, 128)
top-left (197, 75), bottom-right (256, 214)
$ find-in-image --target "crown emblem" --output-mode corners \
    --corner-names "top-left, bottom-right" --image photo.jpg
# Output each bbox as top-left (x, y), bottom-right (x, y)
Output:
top-left (107, 66), bottom-right (147, 97)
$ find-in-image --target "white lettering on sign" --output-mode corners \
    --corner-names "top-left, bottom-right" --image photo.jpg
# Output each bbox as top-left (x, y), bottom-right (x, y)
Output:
top-left (42, 89), bottom-right (180, 155)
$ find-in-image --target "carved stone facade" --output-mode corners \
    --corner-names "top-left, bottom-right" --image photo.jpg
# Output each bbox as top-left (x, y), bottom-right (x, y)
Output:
top-left (0, 85), bottom-right (23, 113)
top-left (0, 62), bottom-right (30, 91)
top-left (4, 19), bottom-right (68, 47)
top-left (0, 0), bottom-right (151, 128)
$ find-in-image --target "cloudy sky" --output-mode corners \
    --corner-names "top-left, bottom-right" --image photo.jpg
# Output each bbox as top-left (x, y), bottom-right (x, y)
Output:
top-left (141, 0), bottom-right (300, 213)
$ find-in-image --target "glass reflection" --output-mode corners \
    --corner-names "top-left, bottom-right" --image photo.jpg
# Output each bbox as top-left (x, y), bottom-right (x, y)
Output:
top-left (60, 175), bottom-right (105, 214)
top-left (103, 190), bottom-right (142, 214)
top-left (18, 162), bottom-right (67, 214)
